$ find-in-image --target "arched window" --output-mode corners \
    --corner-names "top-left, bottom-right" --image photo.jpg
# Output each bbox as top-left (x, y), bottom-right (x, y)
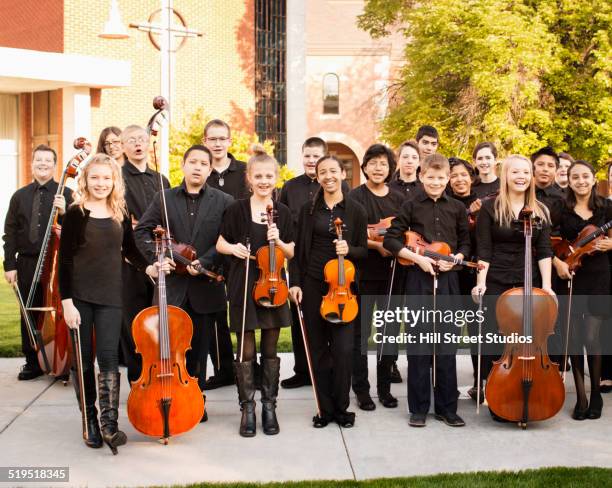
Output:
top-left (323, 73), bottom-right (339, 114)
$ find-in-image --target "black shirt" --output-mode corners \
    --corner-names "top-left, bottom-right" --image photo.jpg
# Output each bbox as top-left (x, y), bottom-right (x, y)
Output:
top-left (279, 173), bottom-right (350, 227)
top-left (348, 184), bottom-right (404, 281)
top-left (476, 198), bottom-right (552, 286)
top-left (472, 179), bottom-right (500, 199)
top-left (207, 154), bottom-right (250, 200)
top-left (3, 180), bottom-right (73, 271)
top-left (552, 182), bottom-right (569, 199)
top-left (307, 201), bottom-right (349, 281)
top-left (184, 188), bottom-right (203, 234)
top-left (122, 160), bottom-right (170, 222)
top-left (388, 175), bottom-right (423, 201)
top-left (383, 191), bottom-right (471, 259)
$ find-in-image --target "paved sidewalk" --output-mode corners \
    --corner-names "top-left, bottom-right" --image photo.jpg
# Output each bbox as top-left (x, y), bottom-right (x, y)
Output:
top-left (0, 354), bottom-right (611, 487)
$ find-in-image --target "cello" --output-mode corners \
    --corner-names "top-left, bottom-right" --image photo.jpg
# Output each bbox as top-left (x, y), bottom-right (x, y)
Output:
top-left (253, 204), bottom-right (289, 307)
top-left (485, 208), bottom-right (565, 428)
top-left (26, 138), bottom-right (91, 377)
top-left (320, 218), bottom-right (358, 324)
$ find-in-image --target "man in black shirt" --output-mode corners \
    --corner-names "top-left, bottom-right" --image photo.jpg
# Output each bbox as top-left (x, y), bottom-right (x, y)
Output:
top-left (416, 125), bottom-right (440, 159)
top-left (3, 144), bottom-right (72, 380)
top-left (135, 145), bottom-right (232, 422)
top-left (120, 125), bottom-right (171, 383)
top-left (532, 146), bottom-right (564, 213)
top-left (201, 119), bottom-right (248, 389)
top-left (389, 139), bottom-right (423, 201)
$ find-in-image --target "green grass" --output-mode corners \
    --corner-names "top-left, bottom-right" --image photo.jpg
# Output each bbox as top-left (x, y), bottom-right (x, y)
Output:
top-left (0, 263), bottom-right (294, 357)
top-left (0, 265), bottom-right (21, 357)
top-left (162, 467), bottom-right (612, 488)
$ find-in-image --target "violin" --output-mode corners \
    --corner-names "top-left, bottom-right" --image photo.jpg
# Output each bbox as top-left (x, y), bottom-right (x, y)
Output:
top-left (253, 204), bottom-right (289, 307)
top-left (166, 239), bottom-right (224, 281)
top-left (320, 218), bottom-right (358, 324)
top-left (367, 216), bottom-right (394, 242)
top-left (26, 138), bottom-right (91, 376)
top-left (398, 230), bottom-right (483, 270)
top-left (467, 190), bottom-right (499, 231)
top-left (128, 227), bottom-right (204, 443)
top-left (486, 207), bottom-right (565, 428)
top-left (551, 219), bottom-right (612, 272)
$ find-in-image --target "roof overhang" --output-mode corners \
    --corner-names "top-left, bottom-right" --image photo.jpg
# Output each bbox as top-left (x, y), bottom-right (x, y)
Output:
top-left (0, 47), bottom-right (131, 93)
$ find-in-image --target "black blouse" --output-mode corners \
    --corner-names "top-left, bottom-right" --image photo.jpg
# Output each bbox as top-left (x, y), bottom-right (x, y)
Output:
top-left (476, 198), bottom-right (552, 286)
top-left (220, 199), bottom-right (294, 307)
top-left (59, 205), bottom-right (150, 305)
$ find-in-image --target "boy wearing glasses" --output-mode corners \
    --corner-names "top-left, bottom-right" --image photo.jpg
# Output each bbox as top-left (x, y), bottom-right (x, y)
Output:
top-left (120, 125), bottom-right (171, 383)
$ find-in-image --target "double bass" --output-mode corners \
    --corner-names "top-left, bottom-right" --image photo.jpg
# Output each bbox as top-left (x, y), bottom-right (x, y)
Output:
top-left (253, 204), bottom-right (289, 307)
top-left (26, 138), bottom-right (91, 377)
top-left (485, 208), bottom-right (565, 428)
top-left (320, 218), bottom-right (358, 324)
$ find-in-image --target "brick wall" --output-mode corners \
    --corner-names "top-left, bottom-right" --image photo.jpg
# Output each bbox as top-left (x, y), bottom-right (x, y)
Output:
top-left (0, 0), bottom-right (63, 52)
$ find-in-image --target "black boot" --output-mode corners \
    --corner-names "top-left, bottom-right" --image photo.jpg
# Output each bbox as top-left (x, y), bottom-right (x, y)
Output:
top-left (98, 372), bottom-right (127, 455)
top-left (234, 361), bottom-right (256, 437)
top-left (261, 357), bottom-right (280, 435)
top-left (72, 367), bottom-right (103, 448)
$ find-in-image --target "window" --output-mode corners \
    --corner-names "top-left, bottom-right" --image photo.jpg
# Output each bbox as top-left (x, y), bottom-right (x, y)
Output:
top-left (323, 73), bottom-right (339, 114)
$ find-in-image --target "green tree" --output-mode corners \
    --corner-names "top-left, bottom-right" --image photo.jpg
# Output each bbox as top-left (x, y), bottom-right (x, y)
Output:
top-left (168, 108), bottom-right (293, 187)
top-left (359, 0), bottom-right (611, 169)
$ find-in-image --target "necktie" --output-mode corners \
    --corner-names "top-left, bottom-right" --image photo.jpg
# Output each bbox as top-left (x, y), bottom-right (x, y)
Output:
top-left (29, 187), bottom-right (42, 244)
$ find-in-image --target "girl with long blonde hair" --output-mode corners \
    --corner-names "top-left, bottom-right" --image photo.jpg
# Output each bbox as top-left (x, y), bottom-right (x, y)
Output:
top-left (59, 153), bottom-right (165, 454)
top-left (472, 155), bottom-right (554, 421)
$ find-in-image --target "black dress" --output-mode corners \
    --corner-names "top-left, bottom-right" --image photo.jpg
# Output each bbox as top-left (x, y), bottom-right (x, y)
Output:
top-left (220, 199), bottom-right (293, 332)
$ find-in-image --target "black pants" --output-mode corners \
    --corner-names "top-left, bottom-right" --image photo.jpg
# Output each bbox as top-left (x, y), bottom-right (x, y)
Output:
top-left (74, 298), bottom-right (122, 373)
top-left (182, 299), bottom-right (216, 387)
top-left (121, 262), bottom-right (154, 382)
top-left (404, 267), bottom-right (459, 415)
top-left (15, 255), bottom-right (40, 367)
top-left (302, 276), bottom-right (354, 417)
top-left (288, 299), bottom-right (308, 376)
top-left (207, 308), bottom-right (234, 376)
top-left (352, 279), bottom-right (395, 395)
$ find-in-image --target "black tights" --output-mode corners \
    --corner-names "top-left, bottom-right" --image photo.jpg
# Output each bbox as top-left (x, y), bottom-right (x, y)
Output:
top-left (236, 328), bottom-right (280, 362)
top-left (570, 314), bottom-right (602, 408)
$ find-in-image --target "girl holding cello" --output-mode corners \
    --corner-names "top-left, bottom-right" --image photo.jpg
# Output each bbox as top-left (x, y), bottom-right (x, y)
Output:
top-left (216, 145), bottom-right (295, 437)
top-left (59, 154), bottom-right (166, 453)
top-left (553, 160), bottom-right (612, 420)
top-left (472, 155), bottom-right (554, 420)
top-left (289, 155), bottom-right (368, 428)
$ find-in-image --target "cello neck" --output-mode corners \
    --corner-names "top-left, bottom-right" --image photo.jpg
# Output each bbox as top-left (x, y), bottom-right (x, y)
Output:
top-left (157, 240), bottom-right (171, 362)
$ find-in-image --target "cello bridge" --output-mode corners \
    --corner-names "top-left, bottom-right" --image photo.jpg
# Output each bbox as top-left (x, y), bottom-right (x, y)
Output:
top-left (517, 356), bottom-right (535, 361)
top-left (156, 373), bottom-right (174, 378)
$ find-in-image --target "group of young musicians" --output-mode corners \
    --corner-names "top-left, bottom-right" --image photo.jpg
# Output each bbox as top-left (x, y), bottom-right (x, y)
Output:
top-left (4, 121), bottom-right (612, 453)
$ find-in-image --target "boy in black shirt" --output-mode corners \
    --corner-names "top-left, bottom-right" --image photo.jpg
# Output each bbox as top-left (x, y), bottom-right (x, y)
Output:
top-left (348, 144), bottom-right (404, 411)
top-left (383, 154), bottom-right (470, 428)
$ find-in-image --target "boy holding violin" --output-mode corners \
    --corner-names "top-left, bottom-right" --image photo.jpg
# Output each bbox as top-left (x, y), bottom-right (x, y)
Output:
top-left (347, 144), bottom-right (404, 411)
top-left (135, 144), bottom-right (232, 422)
top-left (383, 154), bottom-right (470, 428)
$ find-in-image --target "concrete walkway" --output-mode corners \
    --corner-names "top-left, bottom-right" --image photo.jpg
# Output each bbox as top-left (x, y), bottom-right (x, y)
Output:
top-left (0, 354), bottom-right (611, 487)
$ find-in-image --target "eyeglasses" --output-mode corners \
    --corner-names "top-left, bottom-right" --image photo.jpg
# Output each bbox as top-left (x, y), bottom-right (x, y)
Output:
top-left (104, 141), bottom-right (121, 148)
top-left (125, 137), bottom-right (148, 145)
top-left (205, 137), bottom-right (229, 144)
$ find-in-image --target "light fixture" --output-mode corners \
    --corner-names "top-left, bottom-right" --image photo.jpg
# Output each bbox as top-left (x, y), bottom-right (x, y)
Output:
top-left (99, 0), bottom-right (130, 39)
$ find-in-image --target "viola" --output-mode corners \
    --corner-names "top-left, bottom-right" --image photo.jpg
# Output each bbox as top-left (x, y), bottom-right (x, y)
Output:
top-left (128, 227), bottom-right (204, 443)
top-left (320, 218), bottom-right (358, 324)
top-left (253, 204), bottom-right (289, 307)
top-left (26, 138), bottom-right (91, 376)
top-left (551, 219), bottom-right (612, 272)
top-left (167, 239), bottom-right (224, 281)
top-left (398, 230), bottom-right (484, 270)
top-left (486, 207), bottom-right (565, 428)
top-left (367, 216), bottom-right (394, 242)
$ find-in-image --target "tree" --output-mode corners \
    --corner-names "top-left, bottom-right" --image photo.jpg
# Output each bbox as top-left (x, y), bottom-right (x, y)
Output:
top-left (167, 108), bottom-right (294, 187)
top-left (359, 0), bottom-right (611, 169)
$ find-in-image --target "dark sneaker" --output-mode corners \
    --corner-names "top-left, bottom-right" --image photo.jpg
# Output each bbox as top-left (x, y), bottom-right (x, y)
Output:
top-left (390, 361), bottom-right (402, 383)
top-left (18, 363), bottom-right (44, 381)
top-left (356, 392), bottom-right (376, 411)
top-left (409, 413), bottom-right (427, 427)
top-left (467, 386), bottom-right (485, 404)
top-left (202, 374), bottom-right (235, 390)
top-left (435, 412), bottom-right (466, 427)
top-left (378, 391), bottom-right (398, 408)
top-left (335, 411), bottom-right (355, 428)
top-left (280, 374), bottom-right (312, 389)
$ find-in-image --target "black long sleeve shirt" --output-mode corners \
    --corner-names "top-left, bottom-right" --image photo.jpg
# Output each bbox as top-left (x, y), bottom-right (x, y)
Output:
top-left (3, 180), bottom-right (73, 271)
top-left (122, 160), bottom-right (170, 222)
top-left (388, 175), bottom-right (423, 201)
top-left (383, 191), bottom-right (471, 259)
top-left (207, 154), bottom-right (250, 200)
